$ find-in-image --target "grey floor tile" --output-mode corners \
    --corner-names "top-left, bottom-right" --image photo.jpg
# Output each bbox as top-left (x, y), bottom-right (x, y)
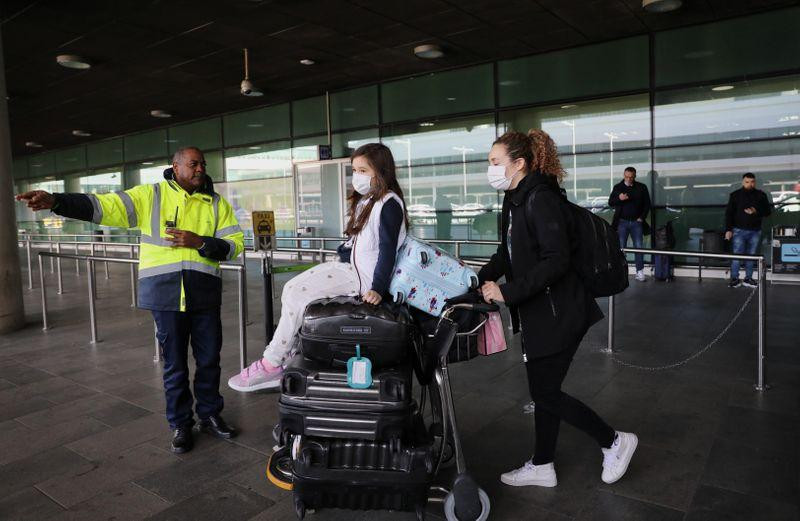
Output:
top-left (684, 485), bottom-right (798, 521)
top-left (0, 415), bottom-right (109, 466)
top-left (144, 481), bottom-right (273, 521)
top-left (0, 488), bottom-right (64, 521)
top-left (0, 446), bottom-right (91, 499)
top-left (575, 490), bottom-right (684, 521)
top-left (87, 400), bottom-right (152, 427)
top-left (65, 413), bottom-right (168, 461)
top-left (47, 482), bottom-right (171, 521)
top-left (715, 406), bottom-right (800, 454)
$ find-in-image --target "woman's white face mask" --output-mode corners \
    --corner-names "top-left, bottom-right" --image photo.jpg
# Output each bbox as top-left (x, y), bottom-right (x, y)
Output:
top-left (352, 172), bottom-right (373, 195)
top-left (487, 163), bottom-right (520, 191)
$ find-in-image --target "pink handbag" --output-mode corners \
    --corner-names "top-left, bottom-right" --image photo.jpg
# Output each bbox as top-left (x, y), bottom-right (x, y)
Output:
top-left (478, 311), bottom-right (507, 356)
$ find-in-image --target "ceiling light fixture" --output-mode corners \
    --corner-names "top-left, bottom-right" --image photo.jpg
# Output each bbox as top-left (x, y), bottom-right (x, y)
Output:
top-left (419, 122), bottom-right (435, 127)
top-left (300, 59), bottom-right (315, 66)
top-left (25, 141), bottom-right (43, 148)
top-left (150, 109), bottom-right (172, 118)
top-left (56, 54), bottom-right (91, 69)
top-left (561, 104), bottom-right (577, 109)
top-left (240, 48), bottom-right (263, 97)
top-left (72, 130), bottom-right (91, 137)
top-left (711, 85), bottom-right (734, 92)
top-left (642, 0), bottom-right (682, 13)
top-left (414, 44), bottom-right (444, 59)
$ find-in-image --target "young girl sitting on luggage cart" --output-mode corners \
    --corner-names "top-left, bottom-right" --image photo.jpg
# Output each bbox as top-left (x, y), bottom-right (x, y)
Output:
top-left (228, 143), bottom-right (410, 392)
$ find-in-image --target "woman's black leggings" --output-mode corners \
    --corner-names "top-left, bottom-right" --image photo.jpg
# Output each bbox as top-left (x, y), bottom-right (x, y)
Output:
top-left (525, 342), bottom-right (616, 465)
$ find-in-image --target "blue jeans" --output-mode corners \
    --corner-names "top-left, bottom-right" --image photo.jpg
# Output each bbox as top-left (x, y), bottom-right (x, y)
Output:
top-left (152, 309), bottom-right (224, 429)
top-left (731, 228), bottom-right (761, 280)
top-left (618, 219), bottom-right (644, 271)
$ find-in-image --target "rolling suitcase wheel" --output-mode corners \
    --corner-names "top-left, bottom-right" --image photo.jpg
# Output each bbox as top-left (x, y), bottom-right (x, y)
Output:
top-left (266, 446), bottom-right (293, 491)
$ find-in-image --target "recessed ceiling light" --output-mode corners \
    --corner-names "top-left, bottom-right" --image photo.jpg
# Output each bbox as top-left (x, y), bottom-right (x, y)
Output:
top-left (711, 85), bottom-right (734, 91)
top-left (72, 130), bottom-right (91, 137)
top-left (414, 44), bottom-right (444, 59)
top-left (56, 54), bottom-right (91, 69)
top-left (561, 104), bottom-right (578, 109)
top-left (246, 123), bottom-right (264, 128)
top-left (300, 59), bottom-right (315, 66)
top-left (141, 162), bottom-right (154, 165)
top-left (499, 80), bottom-right (520, 87)
top-left (419, 122), bottom-right (435, 127)
top-left (248, 146), bottom-right (262, 150)
top-left (25, 141), bottom-right (43, 148)
top-left (150, 109), bottom-right (172, 118)
top-left (642, 0), bottom-right (682, 13)
top-left (446, 97), bottom-right (456, 101)
top-left (342, 107), bottom-right (356, 112)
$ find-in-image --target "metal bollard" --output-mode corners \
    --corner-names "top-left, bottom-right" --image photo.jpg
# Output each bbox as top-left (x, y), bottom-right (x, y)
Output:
top-left (56, 243), bottom-right (63, 294)
top-left (238, 267), bottom-right (248, 372)
top-left (755, 258), bottom-right (768, 391)
top-left (87, 260), bottom-right (98, 344)
top-left (26, 238), bottom-right (33, 289)
top-left (129, 245), bottom-right (137, 307)
top-left (604, 294), bottom-right (615, 354)
top-left (39, 254), bottom-right (48, 331)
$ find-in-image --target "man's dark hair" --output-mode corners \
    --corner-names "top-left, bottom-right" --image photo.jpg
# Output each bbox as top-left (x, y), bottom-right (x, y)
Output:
top-left (624, 166), bottom-right (636, 175)
top-left (743, 172), bottom-right (755, 180)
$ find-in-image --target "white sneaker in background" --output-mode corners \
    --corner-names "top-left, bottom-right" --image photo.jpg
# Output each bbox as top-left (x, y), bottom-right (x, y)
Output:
top-left (635, 271), bottom-right (646, 282)
top-left (601, 432), bottom-right (638, 484)
top-left (500, 460), bottom-right (557, 488)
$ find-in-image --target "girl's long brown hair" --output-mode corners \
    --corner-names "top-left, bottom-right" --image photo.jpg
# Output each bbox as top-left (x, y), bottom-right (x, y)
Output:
top-left (345, 143), bottom-right (410, 236)
top-left (493, 129), bottom-right (567, 185)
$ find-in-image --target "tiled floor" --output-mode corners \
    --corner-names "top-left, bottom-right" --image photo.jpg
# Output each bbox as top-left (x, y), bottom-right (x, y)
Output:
top-left (1, 252), bottom-right (798, 520)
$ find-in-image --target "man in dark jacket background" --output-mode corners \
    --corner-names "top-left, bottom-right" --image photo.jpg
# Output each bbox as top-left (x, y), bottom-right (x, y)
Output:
top-left (724, 172), bottom-right (773, 288)
top-left (608, 167), bottom-right (651, 282)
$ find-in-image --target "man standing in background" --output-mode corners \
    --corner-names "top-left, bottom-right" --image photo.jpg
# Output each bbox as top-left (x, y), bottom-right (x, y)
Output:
top-left (725, 173), bottom-right (773, 288)
top-left (609, 167), bottom-right (652, 282)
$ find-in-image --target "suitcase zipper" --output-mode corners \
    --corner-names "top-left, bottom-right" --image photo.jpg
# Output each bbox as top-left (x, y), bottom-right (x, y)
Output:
top-left (546, 286), bottom-right (557, 318)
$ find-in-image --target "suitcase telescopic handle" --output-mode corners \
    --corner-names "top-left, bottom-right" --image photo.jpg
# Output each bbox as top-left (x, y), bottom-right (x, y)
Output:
top-left (420, 251), bottom-right (429, 265)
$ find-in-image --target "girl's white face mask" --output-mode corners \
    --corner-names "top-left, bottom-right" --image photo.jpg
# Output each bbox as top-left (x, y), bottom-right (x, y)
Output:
top-left (487, 164), bottom-right (518, 191)
top-left (352, 172), bottom-right (373, 195)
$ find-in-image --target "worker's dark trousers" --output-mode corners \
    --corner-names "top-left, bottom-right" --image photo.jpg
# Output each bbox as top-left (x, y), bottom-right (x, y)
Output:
top-left (152, 308), bottom-right (224, 429)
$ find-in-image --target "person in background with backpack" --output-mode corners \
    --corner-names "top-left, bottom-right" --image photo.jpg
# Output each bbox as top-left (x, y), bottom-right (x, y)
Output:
top-left (608, 167), bottom-right (651, 282)
top-left (227, 143), bottom-right (409, 392)
top-left (724, 172), bottom-right (773, 288)
top-left (479, 130), bottom-right (638, 489)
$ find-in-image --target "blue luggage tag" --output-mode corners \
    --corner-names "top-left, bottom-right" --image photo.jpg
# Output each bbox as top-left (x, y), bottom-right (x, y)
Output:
top-left (347, 344), bottom-right (373, 390)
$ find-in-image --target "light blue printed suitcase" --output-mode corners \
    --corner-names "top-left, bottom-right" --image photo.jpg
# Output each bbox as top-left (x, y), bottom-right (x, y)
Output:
top-left (389, 236), bottom-right (479, 316)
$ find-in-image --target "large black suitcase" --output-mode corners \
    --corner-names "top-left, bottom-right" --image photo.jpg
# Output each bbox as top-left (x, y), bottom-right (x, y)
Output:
top-left (278, 355), bottom-right (416, 442)
top-left (292, 436), bottom-right (432, 517)
top-left (299, 296), bottom-right (413, 368)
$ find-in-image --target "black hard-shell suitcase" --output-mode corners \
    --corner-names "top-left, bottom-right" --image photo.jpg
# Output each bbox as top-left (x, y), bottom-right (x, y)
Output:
top-left (278, 354), bottom-right (416, 442)
top-left (654, 254), bottom-right (674, 281)
top-left (299, 296), bottom-right (412, 368)
top-left (292, 436), bottom-right (432, 517)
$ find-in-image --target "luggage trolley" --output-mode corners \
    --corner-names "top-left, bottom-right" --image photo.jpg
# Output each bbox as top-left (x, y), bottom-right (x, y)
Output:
top-left (267, 295), bottom-right (499, 521)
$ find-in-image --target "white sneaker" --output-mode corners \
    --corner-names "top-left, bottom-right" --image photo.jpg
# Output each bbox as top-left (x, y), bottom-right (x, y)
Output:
top-left (601, 432), bottom-right (638, 484)
top-left (635, 271), bottom-right (646, 282)
top-left (500, 460), bottom-right (557, 487)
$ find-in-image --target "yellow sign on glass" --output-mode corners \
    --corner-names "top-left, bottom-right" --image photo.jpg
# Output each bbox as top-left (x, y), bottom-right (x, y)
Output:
top-left (252, 211), bottom-right (275, 251)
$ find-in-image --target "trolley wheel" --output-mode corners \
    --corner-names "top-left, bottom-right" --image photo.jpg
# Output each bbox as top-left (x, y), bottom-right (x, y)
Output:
top-left (294, 498), bottom-right (306, 520)
top-left (443, 488), bottom-right (490, 521)
top-left (266, 447), bottom-right (293, 491)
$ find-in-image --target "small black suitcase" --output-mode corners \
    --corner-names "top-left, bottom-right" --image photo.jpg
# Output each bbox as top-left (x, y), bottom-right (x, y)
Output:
top-left (278, 355), bottom-right (416, 442)
top-left (292, 436), bottom-right (432, 517)
top-left (299, 296), bottom-right (412, 368)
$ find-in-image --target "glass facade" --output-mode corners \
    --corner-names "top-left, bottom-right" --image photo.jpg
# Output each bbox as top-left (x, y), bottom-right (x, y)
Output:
top-left (12, 6), bottom-right (800, 265)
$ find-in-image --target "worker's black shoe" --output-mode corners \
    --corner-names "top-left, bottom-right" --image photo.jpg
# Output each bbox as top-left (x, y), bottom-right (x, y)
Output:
top-left (198, 415), bottom-right (237, 439)
top-left (171, 426), bottom-right (194, 454)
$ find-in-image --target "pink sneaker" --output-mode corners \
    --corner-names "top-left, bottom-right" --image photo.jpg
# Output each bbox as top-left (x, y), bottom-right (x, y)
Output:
top-left (228, 359), bottom-right (283, 392)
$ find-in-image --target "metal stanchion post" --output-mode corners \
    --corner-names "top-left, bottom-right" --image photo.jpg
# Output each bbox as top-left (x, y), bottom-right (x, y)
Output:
top-left (238, 267), bottom-right (248, 372)
top-left (87, 260), bottom-right (98, 344)
top-left (129, 245), bottom-right (137, 307)
top-left (38, 254), bottom-right (48, 331)
top-left (153, 321), bottom-right (162, 363)
top-left (262, 252), bottom-right (274, 345)
top-left (755, 257), bottom-right (768, 391)
top-left (56, 243), bottom-right (63, 294)
top-left (241, 250), bottom-right (250, 325)
top-left (103, 243), bottom-right (109, 279)
top-left (603, 294), bottom-right (614, 354)
top-left (75, 243), bottom-right (80, 275)
top-left (48, 234), bottom-right (54, 273)
top-left (26, 237), bottom-right (33, 289)
top-left (90, 243), bottom-right (97, 299)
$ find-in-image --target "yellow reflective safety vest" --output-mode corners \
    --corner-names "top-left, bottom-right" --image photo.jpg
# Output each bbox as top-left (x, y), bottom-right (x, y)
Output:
top-left (88, 179), bottom-right (244, 312)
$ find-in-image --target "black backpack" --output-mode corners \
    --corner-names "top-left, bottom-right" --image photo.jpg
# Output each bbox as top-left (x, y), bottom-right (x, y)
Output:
top-left (527, 185), bottom-right (629, 298)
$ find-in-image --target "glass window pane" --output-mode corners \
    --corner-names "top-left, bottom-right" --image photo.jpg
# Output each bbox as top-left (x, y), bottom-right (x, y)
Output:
top-left (293, 96), bottom-right (326, 136)
top-left (223, 103), bottom-right (290, 147)
top-left (12, 157), bottom-right (28, 179)
top-left (655, 7), bottom-right (800, 87)
top-left (654, 140), bottom-right (800, 206)
top-left (203, 150), bottom-right (224, 183)
top-left (127, 162), bottom-right (171, 186)
top-left (292, 135), bottom-right (329, 161)
top-left (28, 152), bottom-right (55, 178)
top-left (498, 36), bottom-right (648, 107)
top-left (28, 178), bottom-right (64, 193)
top-left (500, 95), bottom-right (651, 154)
top-left (87, 139), bottom-right (123, 168)
top-left (561, 150), bottom-right (652, 210)
top-left (330, 86), bottom-right (378, 130)
top-left (168, 118), bottom-right (222, 154)
top-left (331, 130), bottom-right (378, 158)
top-left (216, 177), bottom-right (296, 241)
top-left (382, 115), bottom-right (496, 168)
top-left (224, 142), bottom-right (293, 182)
top-left (655, 75), bottom-right (800, 147)
top-left (382, 64), bottom-right (494, 123)
top-left (124, 129), bottom-right (168, 161)
top-left (296, 162), bottom-right (344, 238)
top-left (55, 147), bottom-right (87, 173)
top-left (79, 170), bottom-right (122, 194)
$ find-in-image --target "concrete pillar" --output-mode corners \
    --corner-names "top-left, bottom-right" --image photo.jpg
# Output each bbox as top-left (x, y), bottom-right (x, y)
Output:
top-left (0, 25), bottom-right (26, 333)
